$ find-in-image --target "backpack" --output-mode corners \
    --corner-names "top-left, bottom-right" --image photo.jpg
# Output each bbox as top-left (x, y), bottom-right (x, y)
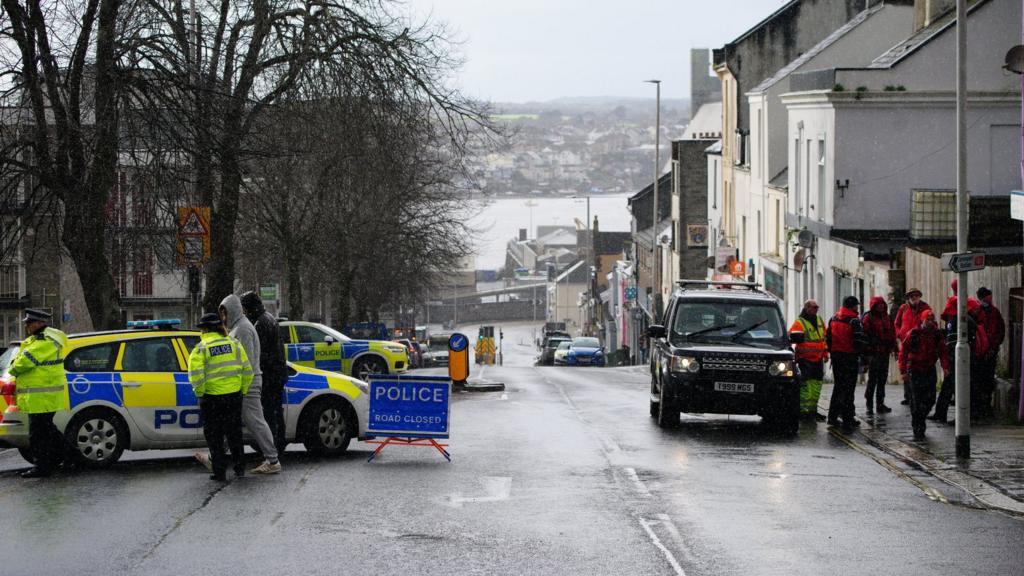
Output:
top-left (828, 315), bottom-right (868, 355)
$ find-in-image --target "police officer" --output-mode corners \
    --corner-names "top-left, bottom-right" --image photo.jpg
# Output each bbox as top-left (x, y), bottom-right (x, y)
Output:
top-left (11, 308), bottom-right (68, 478)
top-left (188, 313), bottom-right (253, 481)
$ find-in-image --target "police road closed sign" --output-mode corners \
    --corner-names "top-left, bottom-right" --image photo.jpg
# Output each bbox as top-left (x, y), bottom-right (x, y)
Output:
top-left (367, 375), bottom-right (451, 437)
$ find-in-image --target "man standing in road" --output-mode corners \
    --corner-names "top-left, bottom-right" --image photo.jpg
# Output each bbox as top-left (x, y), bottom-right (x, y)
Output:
top-left (893, 288), bottom-right (930, 405)
top-left (861, 296), bottom-right (898, 414)
top-left (789, 300), bottom-right (828, 420)
top-left (898, 310), bottom-right (949, 440)
top-left (826, 296), bottom-right (867, 432)
top-left (241, 291), bottom-right (288, 454)
top-left (975, 287), bottom-right (1005, 420)
top-left (11, 309), bottom-right (68, 478)
top-left (189, 313), bottom-right (253, 481)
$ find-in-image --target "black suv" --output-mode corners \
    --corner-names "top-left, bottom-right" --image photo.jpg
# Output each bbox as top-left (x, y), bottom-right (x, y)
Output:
top-left (647, 281), bottom-right (802, 434)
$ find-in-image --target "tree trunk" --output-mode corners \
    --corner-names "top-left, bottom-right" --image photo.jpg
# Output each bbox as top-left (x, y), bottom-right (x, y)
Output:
top-left (204, 135), bottom-right (241, 309)
top-left (285, 241), bottom-right (304, 319)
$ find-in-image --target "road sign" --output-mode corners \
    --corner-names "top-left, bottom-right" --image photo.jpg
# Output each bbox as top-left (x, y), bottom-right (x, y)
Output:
top-left (258, 283), bottom-right (279, 301)
top-left (448, 333), bottom-right (470, 382)
top-left (176, 207), bottom-right (211, 265)
top-left (941, 251), bottom-right (986, 273)
top-left (366, 375), bottom-right (451, 437)
top-left (625, 286), bottom-right (637, 301)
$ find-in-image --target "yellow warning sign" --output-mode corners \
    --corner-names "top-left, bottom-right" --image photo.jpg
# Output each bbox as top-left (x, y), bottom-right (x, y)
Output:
top-left (177, 207), bottom-right (211, 265)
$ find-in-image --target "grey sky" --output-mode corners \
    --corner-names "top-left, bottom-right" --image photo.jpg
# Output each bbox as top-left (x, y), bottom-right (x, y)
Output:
top-left (403, 0), bottom-right (791, 103)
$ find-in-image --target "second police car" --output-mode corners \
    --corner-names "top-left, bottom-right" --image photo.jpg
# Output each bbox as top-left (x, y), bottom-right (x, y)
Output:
top-left (0, 320), bottom-right (370, 468)
top-left (280, 321), bottom-right (409, 380)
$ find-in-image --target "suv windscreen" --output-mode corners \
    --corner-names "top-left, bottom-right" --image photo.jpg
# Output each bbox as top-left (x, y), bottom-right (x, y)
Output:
top-left (671, 300), bottom-right (785, 345)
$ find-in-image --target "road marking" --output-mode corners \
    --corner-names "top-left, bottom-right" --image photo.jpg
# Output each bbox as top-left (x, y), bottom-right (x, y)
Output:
top-left (639, 517), bottom-right (687, 576)
top-left (624, 467), bottom-right (651, 497)
top-left (446, 476), bottom-right (512, 507)
top-left (544, 374), bottom-right (622, 454)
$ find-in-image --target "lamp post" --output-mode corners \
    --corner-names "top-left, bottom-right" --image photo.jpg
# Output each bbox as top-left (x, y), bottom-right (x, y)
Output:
top-left (954, 0), bottom-right (970, 459)
top-left (645, 79), bottom-right (661, 316)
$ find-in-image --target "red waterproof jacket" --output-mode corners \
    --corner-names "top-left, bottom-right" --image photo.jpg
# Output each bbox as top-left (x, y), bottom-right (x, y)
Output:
top-left (894, 300), bottom-right (930, 341)
top-left (826, 306), bottom-right (864, 355)
top-left (977, 301), bottom-right (1006, 357)
top-left (899, 312), bottom-right (950, 375)
top-left (862, 296), bottom-right (897, 356)
top-left (943, 297), bottom-right (990, 358)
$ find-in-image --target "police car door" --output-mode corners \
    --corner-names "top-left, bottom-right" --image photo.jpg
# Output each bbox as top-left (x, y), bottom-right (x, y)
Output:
top-left (293, 324), bottom-right (343, 373)
top-left (118, 337), bottom-right (201, 443)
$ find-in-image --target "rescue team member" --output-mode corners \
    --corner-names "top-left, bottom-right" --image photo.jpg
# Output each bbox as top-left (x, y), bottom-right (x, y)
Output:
top-left (975, 287), bottom-right (1005, 420)
top-left (931, 295), bottom-right (988, 424)
top-left (189, 313), bottom-right (253, 481)
top-left (861, 296), bottom-right (897, 414)
top-left (826, 296), bottom-right (867, 432)
top-left (789, 300), bottom-right (828, 420)
top-left (241, 290), bottom-right (288, 454)
top-left (898, 310), bottom-right (949, 440)
top-left (893, 288), bottom-right (930, 405)
top-left (11, 309), bottom-right (68, 478)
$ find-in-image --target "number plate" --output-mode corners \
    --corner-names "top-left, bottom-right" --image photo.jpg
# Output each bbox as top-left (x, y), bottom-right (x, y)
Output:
top-left (577, 357), bottom-right (591, 364)
top-left (714, 382), bottom-right (754, 394)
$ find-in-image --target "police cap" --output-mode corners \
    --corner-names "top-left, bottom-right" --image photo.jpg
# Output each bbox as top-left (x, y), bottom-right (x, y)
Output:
top-left (196, 312), bottom-right (223, 328)
top-left (22, 308), bottom-right (51, 323)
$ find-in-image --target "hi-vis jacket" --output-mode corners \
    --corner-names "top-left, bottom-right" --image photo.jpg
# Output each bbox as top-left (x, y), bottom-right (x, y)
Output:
top-left (10, 327), bottom-right (68, 413)
top-left (789, 315), bottom-right (828, 363)
top-left (188, 332), bottom-right (254, 397)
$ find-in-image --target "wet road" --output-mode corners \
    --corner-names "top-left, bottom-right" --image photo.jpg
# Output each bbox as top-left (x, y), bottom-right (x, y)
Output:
top-left (1, 323), bottom-right (1022, 575)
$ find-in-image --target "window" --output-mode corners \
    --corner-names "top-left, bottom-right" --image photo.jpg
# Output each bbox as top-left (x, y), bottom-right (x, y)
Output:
top-left (66, 343), bottom-right (118, 373)
top-left (121, 338), bottom-right (180, 372)
top-left (712, 161), bottom-right (718, 209)
top-left (805, 140), bottom-right (812, 215)
top-left (774, 199), bottom-right (781, 254)
top-left (294, 324), bottom-right (329, 344)
top-left (180, 336), bottom-right (200, 353)
top-left (757, 210), bottom-right (762, 256)
top-left (793, 138), bottom-right (801, 214)
top-left (757, 109), bottom-right (763, 178)
top-left (817, 139), bottom-right (826, 222)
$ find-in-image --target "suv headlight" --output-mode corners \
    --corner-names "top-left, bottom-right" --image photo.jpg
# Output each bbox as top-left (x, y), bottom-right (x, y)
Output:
top-left (768, 361), bottom-right (795, 377)
top-left (670, 356), bottom-right (700, 374)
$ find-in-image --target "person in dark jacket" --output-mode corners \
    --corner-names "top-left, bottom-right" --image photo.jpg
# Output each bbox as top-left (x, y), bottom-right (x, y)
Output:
top-left (975, 287), bottom-right (1005, 419)
top-left (862, 296), bottom-right (897, 414)
top-left (826, 296), bottom-right (867, 432)
top-left (899, 310), bottom-right (950, 440)
top-left (893, 288), bottom-right (930, 405)
top-left (931, 295), bottom-right (989, 424)
top-left (241, 291), bottom-right (289, 454)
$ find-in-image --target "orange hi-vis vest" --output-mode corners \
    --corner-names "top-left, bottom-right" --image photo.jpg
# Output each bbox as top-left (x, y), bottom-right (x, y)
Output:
top-left (790, 316), bottom-right (828, 363)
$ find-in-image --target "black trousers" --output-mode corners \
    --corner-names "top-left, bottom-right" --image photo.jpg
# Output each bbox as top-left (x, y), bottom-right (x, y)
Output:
top-left (909, 369), bottom-right (937, 436)
top-left (933, 372), bottom-right (955, 421)
top-left (28, 412), bottom-right (64, 472)
top-left (829, 354), bottom-right (859, 426)
top-left (974, 355), bottom-right (997, 418)
top-left (260, 381), bottom-right (286, 453)
top-left (864, 354), bottom-right (889, 406)
top-left (200, 393), bottom-right (244, 475)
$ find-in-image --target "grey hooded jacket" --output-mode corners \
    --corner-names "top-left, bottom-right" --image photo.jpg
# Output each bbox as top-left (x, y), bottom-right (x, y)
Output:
top-left (220, 294), bottom-right (262, 379)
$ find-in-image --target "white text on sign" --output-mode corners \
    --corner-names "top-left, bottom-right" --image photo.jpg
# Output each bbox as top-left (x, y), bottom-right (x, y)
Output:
top-left (374, 385), bottom-right (446, 403)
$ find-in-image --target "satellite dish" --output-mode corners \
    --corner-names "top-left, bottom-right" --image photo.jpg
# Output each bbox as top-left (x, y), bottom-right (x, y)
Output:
top-left (1005, 45), bottom-right (1024, 74)
top-left (797, 229), bottom-right (815, 248)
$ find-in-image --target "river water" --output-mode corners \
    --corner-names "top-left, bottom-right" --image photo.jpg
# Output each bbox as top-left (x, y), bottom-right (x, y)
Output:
top-left (463, 195), bottom-right (633, 270)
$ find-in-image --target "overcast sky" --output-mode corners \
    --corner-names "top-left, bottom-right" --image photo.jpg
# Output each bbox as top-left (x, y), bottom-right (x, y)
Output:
top-left (403, 0), bottom-right (791, 103)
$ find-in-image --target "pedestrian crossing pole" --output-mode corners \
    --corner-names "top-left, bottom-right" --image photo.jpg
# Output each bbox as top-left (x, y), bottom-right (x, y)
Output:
top-left (954, 0), bottom-right (971, 459)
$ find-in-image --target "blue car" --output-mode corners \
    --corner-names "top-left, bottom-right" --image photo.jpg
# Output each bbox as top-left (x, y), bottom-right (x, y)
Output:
top-left (565, 337), bottom-right (606, 367)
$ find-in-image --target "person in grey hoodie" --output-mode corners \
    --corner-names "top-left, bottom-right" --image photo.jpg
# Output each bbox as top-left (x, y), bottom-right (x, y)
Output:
top-left (200, 294), bottom-right (281, 474)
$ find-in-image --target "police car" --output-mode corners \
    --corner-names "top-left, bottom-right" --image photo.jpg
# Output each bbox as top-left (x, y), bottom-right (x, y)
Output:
top-left (280, 321), bottom-right (409, 380)
top-left (0, 320), bottom-right (370, 468)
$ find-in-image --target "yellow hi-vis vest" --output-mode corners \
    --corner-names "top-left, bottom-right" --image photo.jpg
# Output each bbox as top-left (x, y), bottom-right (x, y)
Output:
top-left (188, 332), bottom-right (253, 397)
top-left (11, 327), bottom-right (68, 414)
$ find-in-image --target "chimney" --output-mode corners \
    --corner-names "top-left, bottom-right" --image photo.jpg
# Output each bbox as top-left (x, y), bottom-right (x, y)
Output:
top-left (914, 0), bottom-right (955, 31)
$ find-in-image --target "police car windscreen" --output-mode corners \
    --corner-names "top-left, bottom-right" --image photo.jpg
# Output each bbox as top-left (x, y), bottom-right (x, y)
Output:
top-left (0, 344), bottom-right (18, 373)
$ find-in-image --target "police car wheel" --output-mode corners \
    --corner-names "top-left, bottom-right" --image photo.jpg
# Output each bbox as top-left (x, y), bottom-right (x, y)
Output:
top-left (300, 398), bottom-right (352, 456)
top-left (353, 357), bottom-right (388, 381)
top-left (64, 408), bottom-right (128, 468)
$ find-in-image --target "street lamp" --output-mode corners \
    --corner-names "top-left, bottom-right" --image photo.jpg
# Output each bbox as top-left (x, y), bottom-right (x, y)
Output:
top-left (644, 79), bottom-right (662, 316)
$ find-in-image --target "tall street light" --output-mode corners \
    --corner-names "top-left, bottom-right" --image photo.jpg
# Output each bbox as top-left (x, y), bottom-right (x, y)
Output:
top-left (954, 0), bottom-right (970, 459)
top-left (645, 79), bottom-right (661, 316)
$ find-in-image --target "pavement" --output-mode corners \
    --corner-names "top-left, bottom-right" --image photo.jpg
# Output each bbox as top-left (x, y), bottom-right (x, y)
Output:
top-left (819, 380), bottom-right (1024, 515)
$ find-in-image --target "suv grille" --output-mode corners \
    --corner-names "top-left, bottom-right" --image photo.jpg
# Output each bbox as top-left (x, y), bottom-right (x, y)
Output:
top-left (702, 354), bottom-right (766, 372)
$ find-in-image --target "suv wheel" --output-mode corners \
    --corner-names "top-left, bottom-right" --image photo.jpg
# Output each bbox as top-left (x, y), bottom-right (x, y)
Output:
top-left (353, 356), bottom-right (388, 381)
top-left (649, 378), bottom-right (659, 418)
top-left (656, 378), bottom-right (680, 429)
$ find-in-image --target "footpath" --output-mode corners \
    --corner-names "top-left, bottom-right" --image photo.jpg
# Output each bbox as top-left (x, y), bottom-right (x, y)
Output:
top-left (820, 381), bottom-right (1024, 515)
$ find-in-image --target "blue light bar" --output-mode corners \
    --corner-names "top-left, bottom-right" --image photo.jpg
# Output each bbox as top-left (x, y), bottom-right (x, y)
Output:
top-left (127, 319), bottom-right (182, 329)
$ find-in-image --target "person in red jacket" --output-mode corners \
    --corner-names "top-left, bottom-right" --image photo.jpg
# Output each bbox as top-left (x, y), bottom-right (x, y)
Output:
top-left (899, 310), bottom-right (950, 440)
top-left (975, 287), bottom-right (1005, 419)
top-left (931, 295), bottom-right (989, 424)
top-left (861, 296), bottom-right (897, 414)
top-left (893, 288), bottom-right (930, 406)
top-left (826, 296), bottom-right (867, 431)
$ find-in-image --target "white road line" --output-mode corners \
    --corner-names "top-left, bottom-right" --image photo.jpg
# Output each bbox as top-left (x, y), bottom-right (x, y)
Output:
top-left (639, 517), bottom-right (687, 576)
top-left (624, 467), bottom-right (651, 497)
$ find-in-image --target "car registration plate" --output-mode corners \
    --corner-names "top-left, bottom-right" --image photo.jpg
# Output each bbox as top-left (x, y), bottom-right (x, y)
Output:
top-left (714, 381), bottom-right (754, 393)
top-left (577, 357), bottom-right (591, 364)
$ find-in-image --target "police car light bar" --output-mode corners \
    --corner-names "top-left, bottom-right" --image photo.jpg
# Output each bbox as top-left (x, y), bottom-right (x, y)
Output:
top-left (127, 319), bottom-right (182, 329)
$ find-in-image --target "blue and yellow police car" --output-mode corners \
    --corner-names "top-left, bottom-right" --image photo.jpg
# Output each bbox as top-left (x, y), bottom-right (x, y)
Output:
top-left (280, 321), bottom-right (409, 381)
top-left (0, 320), bottom-right (369, 468)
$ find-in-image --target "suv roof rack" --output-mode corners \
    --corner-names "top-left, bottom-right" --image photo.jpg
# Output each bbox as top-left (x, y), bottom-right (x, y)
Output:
top-left (675, 279), bottom-right (762, 291)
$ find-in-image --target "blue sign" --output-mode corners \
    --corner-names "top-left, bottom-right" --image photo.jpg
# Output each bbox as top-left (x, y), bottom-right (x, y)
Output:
top-left (448, 333), bottom-right (468, 352)
top-left (367, 375), bottom-right (451, 438)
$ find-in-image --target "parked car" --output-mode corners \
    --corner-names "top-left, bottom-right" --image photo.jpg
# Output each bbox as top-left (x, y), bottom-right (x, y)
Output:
top-left (422, 333), bottom-right (453, 367)
top-left (564, 337), bottom-right (606, 367)
top-left (553, 341), bottom-right (573, 365)
top-left (394, 338), bottom-right (423, 368)
top-left (538, 335), bottom-right (571, 366)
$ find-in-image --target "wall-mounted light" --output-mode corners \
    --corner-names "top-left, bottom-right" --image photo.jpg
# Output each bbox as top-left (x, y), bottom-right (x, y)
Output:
top-left (836, 179), bottom-right (850, 198)
top-left (1004, 45), bottom-right (1024, 74)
